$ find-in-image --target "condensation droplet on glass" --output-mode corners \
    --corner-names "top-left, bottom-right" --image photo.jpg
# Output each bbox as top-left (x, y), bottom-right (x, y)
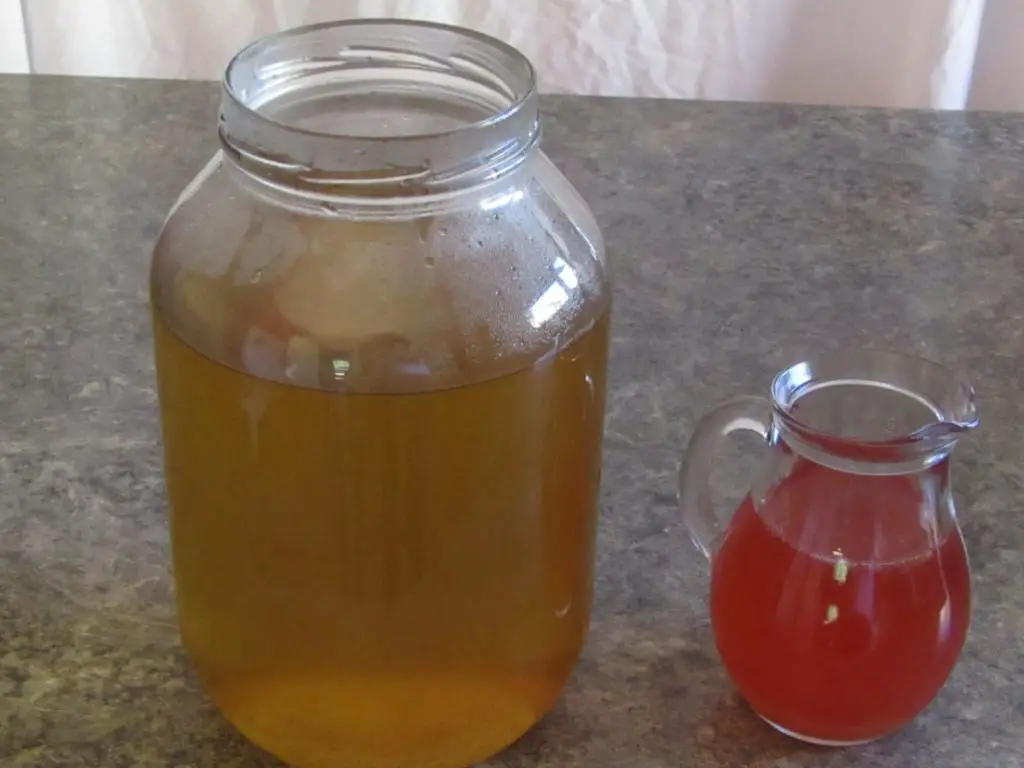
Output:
top-left (554, 601), bottom-right (572, 618)
top-left (250, 269), bottom-right (264, 284)
top-left (424, 255), bottom-right (436, 268)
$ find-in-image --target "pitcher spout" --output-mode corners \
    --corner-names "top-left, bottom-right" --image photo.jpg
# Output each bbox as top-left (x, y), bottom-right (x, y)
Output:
top-left (911, 384), bottom-right (979, 443)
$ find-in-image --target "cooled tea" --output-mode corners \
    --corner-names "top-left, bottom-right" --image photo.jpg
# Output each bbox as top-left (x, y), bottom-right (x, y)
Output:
top-left (154, 279), bottom-right (609, 767)
top-left (150, 18), bottom-right (612, 768)
top-left (710, 458), bottom-right (971, 744)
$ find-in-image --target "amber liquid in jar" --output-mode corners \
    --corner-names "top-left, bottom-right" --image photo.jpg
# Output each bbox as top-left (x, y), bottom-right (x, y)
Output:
top-left (153, 216), bottom-right (609, 768)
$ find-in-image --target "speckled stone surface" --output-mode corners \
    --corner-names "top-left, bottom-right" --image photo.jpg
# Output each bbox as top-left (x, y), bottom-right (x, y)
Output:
top-left (1, 75), bottom-right (1022, 767)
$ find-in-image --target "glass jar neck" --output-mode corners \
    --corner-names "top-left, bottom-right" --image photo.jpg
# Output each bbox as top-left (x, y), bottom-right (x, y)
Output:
top-left (218, 20), bottom-right (540, 200)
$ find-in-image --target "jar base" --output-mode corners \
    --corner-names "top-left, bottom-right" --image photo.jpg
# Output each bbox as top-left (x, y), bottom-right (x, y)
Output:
top-left (758, 714), bottom-right (880, 747)
top-left (199, 667), bottom-right (565, 768)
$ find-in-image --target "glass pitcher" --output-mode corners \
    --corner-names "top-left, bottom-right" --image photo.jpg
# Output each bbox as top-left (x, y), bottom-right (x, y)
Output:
top-left (150, 20), bottom-right (610, 768)
top-left (679, 350), bottom-right (978, 745)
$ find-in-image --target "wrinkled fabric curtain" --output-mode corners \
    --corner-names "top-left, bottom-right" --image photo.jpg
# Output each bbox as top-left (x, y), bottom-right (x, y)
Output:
top-left (3, 0), bottom-right (1023, 109)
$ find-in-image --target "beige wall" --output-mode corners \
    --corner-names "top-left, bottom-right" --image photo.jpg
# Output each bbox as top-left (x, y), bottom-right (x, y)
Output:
top-left (968, 0), bottom-right (1024, 110)
top-left (5, 0), bottom-right (1023, 109)
top-left (0, 0), bottom-right (29, 74)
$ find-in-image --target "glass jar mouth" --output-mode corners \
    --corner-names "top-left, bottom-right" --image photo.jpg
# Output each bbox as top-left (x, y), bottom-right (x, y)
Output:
top-left (219, 19), bottom-right (541, 194)
top-left (224, 19), bottom-right (537, 143)
top-left (770, 349), bottom-right (978, 468)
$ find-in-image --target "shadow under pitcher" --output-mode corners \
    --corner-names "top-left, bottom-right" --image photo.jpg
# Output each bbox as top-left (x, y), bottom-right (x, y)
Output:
top-left (150, 20), bottom-right (611, 768)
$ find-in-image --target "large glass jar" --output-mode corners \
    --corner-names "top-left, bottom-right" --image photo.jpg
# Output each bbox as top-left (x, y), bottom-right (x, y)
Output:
top-left (150, 20), bottom-right (610, 768)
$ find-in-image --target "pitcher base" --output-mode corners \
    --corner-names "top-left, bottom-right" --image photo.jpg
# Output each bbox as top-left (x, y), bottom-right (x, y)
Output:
top-left (758, 714), bottom-right (880, 747)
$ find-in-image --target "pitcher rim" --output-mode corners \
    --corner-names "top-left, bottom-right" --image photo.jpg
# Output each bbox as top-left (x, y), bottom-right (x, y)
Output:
top-left (770, 348), bottom-right (978, 455)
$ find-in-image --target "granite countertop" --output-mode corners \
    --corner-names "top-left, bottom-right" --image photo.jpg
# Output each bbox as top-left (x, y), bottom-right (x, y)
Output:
top-left (1, 75), bottom-right (1022, 767)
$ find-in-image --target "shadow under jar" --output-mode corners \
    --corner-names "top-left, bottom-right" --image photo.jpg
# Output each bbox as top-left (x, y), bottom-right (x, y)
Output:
top-left (150, 20), bottom-right (610, 768)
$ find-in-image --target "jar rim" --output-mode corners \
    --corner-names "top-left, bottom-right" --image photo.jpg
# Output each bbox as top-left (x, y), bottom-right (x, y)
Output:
top-left (223, 18), bottom-right (538, 144)
top-left (218, 18), bottom-right (542, 198)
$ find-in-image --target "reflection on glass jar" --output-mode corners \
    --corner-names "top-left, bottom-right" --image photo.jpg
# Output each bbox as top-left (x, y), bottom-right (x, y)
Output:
top-left (150, 20), bottom-right (610, 768)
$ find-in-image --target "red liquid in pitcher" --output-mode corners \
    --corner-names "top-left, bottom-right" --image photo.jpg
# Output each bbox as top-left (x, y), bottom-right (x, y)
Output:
top-left (710, 458), bottom-right (971, 744)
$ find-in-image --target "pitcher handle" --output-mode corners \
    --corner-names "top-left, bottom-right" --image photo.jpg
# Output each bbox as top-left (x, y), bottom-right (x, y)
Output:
top-left (678, 395), bottom-right (773, 560)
